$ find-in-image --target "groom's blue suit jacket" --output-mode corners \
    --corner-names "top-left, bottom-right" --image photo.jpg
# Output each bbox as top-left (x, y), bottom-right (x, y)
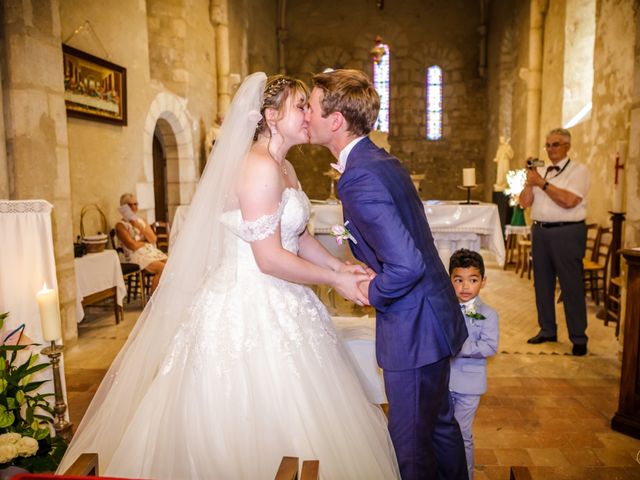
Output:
top-left (338, 137), bottom-right (468, 371)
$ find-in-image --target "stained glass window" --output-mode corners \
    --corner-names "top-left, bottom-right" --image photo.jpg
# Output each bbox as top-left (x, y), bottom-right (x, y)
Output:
top-left (373, 44), bottom-right (390, 132)
top-left (426, 65), bottom-right (442, 140)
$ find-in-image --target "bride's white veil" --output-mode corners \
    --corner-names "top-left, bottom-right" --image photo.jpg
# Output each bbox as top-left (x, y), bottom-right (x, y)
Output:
top-left (57, 72), bottom-right (268, 472)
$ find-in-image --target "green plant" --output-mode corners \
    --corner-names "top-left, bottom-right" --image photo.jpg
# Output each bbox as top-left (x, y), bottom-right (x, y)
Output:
top-left (0, 312), bottom-right (67, 472)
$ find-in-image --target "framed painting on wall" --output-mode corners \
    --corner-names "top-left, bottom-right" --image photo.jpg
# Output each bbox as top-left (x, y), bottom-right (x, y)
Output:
top-left (62, 44), bottom-right (127, 126)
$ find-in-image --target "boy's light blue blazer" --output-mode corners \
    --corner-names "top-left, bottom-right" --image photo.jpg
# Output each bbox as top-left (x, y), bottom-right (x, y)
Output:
top-left (450, 297), bottom-right (499, 395)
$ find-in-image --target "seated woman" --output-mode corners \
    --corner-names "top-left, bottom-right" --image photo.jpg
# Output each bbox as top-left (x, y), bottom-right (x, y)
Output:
top-left (115, 193), bottom-right (167, 294)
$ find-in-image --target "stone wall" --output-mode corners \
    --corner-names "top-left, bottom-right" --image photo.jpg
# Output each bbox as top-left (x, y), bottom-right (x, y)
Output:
top-left (485, 0), bottom-right (638, 247)
top-left (284, 0), bottom-right (487, 201)
top-left (485, 0), bottom-right (535, 200)
top-left (60, 0), bottom-right (155, 235)
top-left (1, 0), bottom-right (78, 341)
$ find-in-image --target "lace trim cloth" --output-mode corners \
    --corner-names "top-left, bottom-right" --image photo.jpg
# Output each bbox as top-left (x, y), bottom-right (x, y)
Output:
top-left (0, 200), bottom-right (53, 214)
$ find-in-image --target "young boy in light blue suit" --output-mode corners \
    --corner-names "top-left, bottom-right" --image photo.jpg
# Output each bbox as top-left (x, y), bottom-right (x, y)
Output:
top-left (449, 249), bottom-right (499, 480)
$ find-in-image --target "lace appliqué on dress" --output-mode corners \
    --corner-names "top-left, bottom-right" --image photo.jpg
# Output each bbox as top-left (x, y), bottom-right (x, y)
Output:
top-left (226, 196), bottom-right (287, 242)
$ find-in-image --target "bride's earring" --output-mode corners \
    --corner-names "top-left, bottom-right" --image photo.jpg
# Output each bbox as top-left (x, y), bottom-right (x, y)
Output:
top-left (270, 124), bottom-right (278, 136)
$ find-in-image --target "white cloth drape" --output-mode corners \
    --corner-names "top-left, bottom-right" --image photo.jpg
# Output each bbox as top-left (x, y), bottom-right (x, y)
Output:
top-left (0, 200), bottom-right (59, 339)
top-left (0, 199), bottom-right (67, 420)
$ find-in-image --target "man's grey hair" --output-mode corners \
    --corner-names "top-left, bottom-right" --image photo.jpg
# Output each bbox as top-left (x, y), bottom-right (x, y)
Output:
top-left (547, 128), bottom-right (571, 143)
top-left (120, 193), bottom-right (135, 205)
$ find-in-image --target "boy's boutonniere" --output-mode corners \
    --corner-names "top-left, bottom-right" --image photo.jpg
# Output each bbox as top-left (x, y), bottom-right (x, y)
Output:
top-left (464, 304), bottom-right (486, 320)
top-left (330, 221), bottom-right (357, 245)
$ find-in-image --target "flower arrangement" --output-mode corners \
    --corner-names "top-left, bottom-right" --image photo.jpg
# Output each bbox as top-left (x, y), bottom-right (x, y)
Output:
top-left (464, 304), bottom-right (486, 320)
top-left (504, 169), bottom-right (528, 226)
top-left (0, 312), bottom-right (66, 473)
top-left (504, 169), bottom-right (527, 206)
top-left (330, 221), bottom-right (357, 245)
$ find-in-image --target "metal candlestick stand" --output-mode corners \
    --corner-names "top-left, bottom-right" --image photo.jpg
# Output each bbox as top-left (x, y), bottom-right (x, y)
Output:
top-left (41, 341), bottom-right (73, 441)
top-left (458, 185), bottom-right (479, 205)
top-left (324, 169), bottom-right (341, 204)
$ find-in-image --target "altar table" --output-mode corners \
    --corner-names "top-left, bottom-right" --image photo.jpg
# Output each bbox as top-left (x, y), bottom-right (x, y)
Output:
top-left (332, 315), bottom-right (386, 405)
top-left (74, 250), bottom-right (127, 323)
top-left (310, 201), bottom-right (505, 267)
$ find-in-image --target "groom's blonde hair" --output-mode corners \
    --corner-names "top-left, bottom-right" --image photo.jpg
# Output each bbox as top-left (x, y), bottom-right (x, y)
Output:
top-left (311, 69), bottom-right (380, 136)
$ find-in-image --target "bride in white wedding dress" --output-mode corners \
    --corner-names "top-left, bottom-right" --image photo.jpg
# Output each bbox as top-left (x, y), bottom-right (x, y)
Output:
top-left (56, 73), bottom-right (399, 479)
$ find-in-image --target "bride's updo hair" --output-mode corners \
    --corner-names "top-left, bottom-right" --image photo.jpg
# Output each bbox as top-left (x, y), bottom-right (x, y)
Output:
top-left (254, 75), bottom-right (308, 140)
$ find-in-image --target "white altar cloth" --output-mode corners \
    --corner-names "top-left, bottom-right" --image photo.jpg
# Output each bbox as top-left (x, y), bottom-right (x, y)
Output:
top-left (74, 250), bottom-right (127, 322)
top-left (310, 201), bottom-right (505, 267)
top-left (0, 199), bottom-right (67, 418)
top-left (332, 315), bottom-right (386, 405)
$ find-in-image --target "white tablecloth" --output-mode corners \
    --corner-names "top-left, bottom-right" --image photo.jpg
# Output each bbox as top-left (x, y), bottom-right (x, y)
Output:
top-left (74, 250), bottom-right (127, 322)
top-left (311, 201), bottom-right (505, 267)
top-left (332, 315), bottom-right (386, 405)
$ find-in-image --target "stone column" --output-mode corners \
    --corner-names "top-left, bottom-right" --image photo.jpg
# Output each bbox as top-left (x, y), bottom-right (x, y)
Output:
top-left (210, 0), bottom-right (231, 116)
top-left (277, 0), bottom-right (288, 74)
top-left (1, 0), bottom-right (78, 342)
top-left (525, 0), bottom-right (546, 156)
top-left (0, 69), bottom-right (9, 198)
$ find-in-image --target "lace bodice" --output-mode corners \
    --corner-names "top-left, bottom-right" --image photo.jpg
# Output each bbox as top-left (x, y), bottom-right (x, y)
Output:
top-left (221, 188), bottom-right (311, 270)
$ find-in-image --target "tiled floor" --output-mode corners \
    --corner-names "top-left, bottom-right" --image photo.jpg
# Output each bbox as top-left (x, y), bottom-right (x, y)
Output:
top-left (64, 255), bottom-right (640, 479)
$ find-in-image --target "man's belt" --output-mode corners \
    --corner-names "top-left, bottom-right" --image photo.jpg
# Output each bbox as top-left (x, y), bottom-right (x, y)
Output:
top-left (533, 220), bottom-right (585, 228)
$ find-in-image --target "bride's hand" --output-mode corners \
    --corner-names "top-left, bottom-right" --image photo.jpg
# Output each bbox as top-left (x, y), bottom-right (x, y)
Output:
top-left (332, 270), bottom-right (370, 306)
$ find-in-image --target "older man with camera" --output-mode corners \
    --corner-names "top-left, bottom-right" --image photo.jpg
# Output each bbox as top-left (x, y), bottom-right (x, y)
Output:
top-left (519, 128), bottom-right (590, 356)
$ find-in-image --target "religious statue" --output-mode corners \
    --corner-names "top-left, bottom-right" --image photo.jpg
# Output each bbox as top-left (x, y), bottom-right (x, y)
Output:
top-left (493, 135), bottom-right (514, 192)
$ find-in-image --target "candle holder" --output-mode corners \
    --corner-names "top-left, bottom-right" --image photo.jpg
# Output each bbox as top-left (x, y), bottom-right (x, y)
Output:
top-left (457, 185), bottom-right (479, 205)
top-left (41, 341), bottom-right (73, 442)
top-left (323, 169), bottom-right (341, 204)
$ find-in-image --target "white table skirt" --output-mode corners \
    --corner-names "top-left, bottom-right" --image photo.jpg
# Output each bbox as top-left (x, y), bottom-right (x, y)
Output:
top-left (332, 315), bottom-right (386, 405)
top-left (74, 250), bottom-right (127, 322)
top-left (311, 201), bottom-right (505, 267)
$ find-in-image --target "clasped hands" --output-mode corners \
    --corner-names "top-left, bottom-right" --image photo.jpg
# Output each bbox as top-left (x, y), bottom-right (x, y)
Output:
top-left (332, 261), bottom-right (376, 307)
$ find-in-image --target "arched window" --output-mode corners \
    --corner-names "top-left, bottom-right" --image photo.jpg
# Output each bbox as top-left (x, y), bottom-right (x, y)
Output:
top-left (426, 65), bottom-right (442, 140)
top-left (373, 44), bottom-right (390, 132)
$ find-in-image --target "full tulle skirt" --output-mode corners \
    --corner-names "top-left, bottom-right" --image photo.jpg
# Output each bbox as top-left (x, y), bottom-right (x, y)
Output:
top-left (65, 267), bottom-right (399, 479)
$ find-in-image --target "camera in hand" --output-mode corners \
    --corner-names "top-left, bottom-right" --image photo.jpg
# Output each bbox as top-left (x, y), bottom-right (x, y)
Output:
top-left (526, 158), bottom-right (545, 169)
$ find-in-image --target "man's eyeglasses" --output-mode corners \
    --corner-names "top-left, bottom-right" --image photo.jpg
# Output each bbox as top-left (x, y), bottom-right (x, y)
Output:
top-left (544, 142), bottom-right (568, 149)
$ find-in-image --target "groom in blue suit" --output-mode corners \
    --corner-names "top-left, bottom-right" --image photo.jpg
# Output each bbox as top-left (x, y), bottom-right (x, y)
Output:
top-left (307, 69), bottom-right (468, 479)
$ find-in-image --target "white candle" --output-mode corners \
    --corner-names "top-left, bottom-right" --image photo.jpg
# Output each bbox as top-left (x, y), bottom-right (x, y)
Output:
top-left (612, 141), bottom-right (626, 212)
top-left (463, 168), bottom-right (476, 187)
top-left (37, 283), bottom-right (61, 341)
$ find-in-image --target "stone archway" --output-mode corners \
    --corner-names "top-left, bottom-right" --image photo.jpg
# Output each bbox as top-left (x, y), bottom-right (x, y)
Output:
top-left (142, 92), bottom-right (197, 225)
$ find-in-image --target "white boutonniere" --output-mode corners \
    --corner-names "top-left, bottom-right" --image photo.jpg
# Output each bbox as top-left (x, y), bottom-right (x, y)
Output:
top-left (330, 221), bottom-right (357, 245)
top-left (464, 304), bottom-right (486, 320)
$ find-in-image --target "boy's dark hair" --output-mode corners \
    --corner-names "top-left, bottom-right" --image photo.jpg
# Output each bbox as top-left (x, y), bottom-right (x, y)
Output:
top-left (448, 249), bottom-right (485, 277)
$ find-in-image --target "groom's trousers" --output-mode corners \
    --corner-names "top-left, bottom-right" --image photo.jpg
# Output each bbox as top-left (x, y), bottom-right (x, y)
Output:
top-left (384, 357), bottom-right (468, 480)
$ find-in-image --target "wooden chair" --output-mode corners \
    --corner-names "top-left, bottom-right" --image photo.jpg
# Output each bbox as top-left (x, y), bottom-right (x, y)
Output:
top-left (515, 237), bottom-right (532, 279)
top-left (109, 228), bottom-right (146, 307)
top-left (152, 221), bottom-right (171, 254)
top-left (274, 456), bottom-right (319, 480)
top-left (583, 226), bottom-right (612, 305)
top-left (15, 453), bottom-right (99, 478)
top-left (510, 466), bottom-right (532, 480)
top-left (64, 453), bottom-right (99, 476)
top-left (604, 275), bottom-right (623, 336)
top-left (584, 222), bottom-right (599, 261)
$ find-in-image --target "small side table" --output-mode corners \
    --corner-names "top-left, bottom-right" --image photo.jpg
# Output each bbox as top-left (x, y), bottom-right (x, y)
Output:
top-left (504, 225), bottom-right (530, 270)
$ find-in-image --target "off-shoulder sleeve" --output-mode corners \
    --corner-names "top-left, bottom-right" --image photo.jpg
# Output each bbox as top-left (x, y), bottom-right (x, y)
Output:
top-left (229, 200), bottom-right (286, 242)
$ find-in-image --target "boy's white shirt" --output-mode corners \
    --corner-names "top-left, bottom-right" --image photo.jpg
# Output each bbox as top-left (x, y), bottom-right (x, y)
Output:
top-left (460, 298), bottom-right (477, 311)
